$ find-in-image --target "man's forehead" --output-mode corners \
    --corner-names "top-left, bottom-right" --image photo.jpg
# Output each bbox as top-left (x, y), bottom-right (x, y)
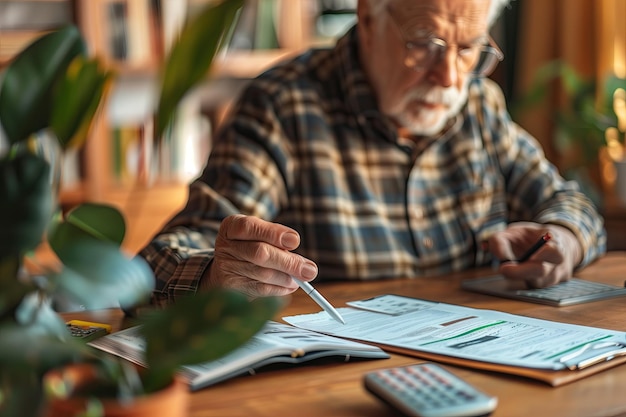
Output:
top-left (390, 0), bottom-right (491, 28)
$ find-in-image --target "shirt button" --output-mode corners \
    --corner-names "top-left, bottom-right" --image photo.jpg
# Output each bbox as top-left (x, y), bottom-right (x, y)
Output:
top-left (422, 236), bottom-right (433, 249)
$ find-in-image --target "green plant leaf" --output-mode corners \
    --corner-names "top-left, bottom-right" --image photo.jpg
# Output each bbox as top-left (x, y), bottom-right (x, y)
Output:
top-left (47, 203), bottom-right (126, 256)
top-left (2, 296), bottom-right (91, 376)
top-left (0, 322), bottom-right (93, 372)
top-left (0, 25), bottom-right (86, 144)
top-left (0, 153), bottom-right (52, 258)
top-left (601, 75), bottom-right (626, 122)
top-left (0, 257), bottom-right (34, 322)
top-left (50, 241), bottom-right (154, 311)
top-left (141, 289), bottom-right (283, 392)
top-left (14, 293), bottom-right (68, 335)
top-left (50, 56), bottom-right (115, 149)
top-left (154, 0), bottom-right (244, 139)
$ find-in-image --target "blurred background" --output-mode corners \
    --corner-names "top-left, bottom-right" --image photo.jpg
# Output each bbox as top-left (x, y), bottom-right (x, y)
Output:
top-left (0, 0), bottom-right (624, 252)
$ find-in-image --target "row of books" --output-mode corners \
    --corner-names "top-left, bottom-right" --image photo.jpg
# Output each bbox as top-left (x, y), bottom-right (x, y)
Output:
top-left (101, 0), bottom-right (187, 68)
top-left (110, 106), bottom-right (212, 186)
top-left (224, 0), bottom-right (357, 54)
top-left (101, 0), bottom-right (359, 65)
top-left (0, 112), bottom-right (210, 198)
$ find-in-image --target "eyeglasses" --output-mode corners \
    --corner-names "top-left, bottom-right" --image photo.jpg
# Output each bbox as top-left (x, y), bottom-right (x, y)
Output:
top-left (386, 8), bottom-right (504, 76)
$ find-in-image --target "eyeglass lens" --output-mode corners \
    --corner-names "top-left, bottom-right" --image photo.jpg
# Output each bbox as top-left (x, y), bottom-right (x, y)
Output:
top-left (405, 39), bottom-right (500, 76)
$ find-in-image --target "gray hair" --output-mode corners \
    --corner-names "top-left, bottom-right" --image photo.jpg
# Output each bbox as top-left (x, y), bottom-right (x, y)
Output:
top-left (363, 0), bottom-right (512, 28)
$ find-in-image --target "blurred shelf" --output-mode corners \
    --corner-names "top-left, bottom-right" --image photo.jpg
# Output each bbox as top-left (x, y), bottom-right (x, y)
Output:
top-left (212, 49), bottom-right (303, 79)
top-left (5, 0), bottom-right (355, 250)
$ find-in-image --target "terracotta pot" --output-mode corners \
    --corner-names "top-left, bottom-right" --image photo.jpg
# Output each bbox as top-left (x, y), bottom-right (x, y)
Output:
top-left (42, 364), bottom-right (189, 417)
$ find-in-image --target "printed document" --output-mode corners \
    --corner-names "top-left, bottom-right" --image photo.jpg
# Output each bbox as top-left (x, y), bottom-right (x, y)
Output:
top-left (283, 295), bottom-right (626, 370)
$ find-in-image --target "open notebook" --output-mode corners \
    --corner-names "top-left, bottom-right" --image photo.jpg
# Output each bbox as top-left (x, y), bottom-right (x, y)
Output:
top-left (88, 321), bottom-right (389, 391)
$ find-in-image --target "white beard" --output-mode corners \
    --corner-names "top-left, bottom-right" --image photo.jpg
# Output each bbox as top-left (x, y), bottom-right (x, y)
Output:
top-left (390, 80), bottom-right (469, 136)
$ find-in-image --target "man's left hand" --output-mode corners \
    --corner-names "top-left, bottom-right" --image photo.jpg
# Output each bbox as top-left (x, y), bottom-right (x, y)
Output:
top-left (486, 222), bottom-right (583, 288)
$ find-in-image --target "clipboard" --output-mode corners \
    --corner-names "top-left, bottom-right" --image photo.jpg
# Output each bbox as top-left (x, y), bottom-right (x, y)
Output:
top-left (376, 343), bottom-right (626, 387)
top-left (284, 294), bottom-right (626, 387)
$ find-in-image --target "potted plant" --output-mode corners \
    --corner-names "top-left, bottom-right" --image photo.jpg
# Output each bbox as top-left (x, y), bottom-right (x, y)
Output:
top-left (512, 60), bottom-right (626, 205)
top-left (40, 286), bottom-right (281, 417)
top-left (0, 1), bottom-right (282, 416)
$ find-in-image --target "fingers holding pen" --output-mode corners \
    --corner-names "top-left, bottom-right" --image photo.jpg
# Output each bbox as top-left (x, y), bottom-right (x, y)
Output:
top-left (499, 254), bottom-right (562, 288)
top-left (206, 215), bottom-right (319, 298)
top-left (486, 225), bottom-right (563, 265)
top-left (221, 215), bottom-right (318, 279)
top-left (485, 223), bottom-right (568, 288)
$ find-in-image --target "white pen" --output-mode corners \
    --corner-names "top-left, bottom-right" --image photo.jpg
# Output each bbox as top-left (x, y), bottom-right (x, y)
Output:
top-left (292, 277), bottom-right (346, 324)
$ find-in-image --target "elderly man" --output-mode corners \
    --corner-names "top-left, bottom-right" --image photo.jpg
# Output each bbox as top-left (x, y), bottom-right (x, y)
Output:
top-left (140, 0), bottom-right (606, 306)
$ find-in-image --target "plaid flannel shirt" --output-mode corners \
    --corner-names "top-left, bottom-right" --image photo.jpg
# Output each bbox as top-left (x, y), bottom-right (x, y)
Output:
top-left (139, 27), bottom-right (606, 306)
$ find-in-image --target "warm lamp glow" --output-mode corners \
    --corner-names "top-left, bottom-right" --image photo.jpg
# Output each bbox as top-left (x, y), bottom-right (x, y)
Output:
top-left (615, 38), bottom-right (626, 78)
top-left (614, 88), bottom-right (626, 132)
top-left (606, 127), bottom-right (623, 161)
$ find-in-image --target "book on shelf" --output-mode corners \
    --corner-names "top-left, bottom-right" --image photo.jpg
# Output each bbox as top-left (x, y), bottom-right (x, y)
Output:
top-left (107, 1), bottom-right (129, 61)
top-left (109, 92), bottom-right (212, 186)
top-left (221, 0), bottom-right (285, 53)
top-left (111, 123), bottom-right (146, 185)
top-left (97, 0), bottom-right (188, 68)
top-left (147, 0), bottom-right (165, 61)
top-left (88, 320), bottom-right (389, 391)
top-left (254, 0), bottom-right (279, 50)
top-left (60, 147), bottom-right (85, 191)
top-left (126, 0), bottom-right (153, 65)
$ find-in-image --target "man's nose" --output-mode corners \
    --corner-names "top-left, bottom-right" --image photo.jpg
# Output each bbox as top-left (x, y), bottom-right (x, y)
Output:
top-left (427, 48), bottom-right (459, 88)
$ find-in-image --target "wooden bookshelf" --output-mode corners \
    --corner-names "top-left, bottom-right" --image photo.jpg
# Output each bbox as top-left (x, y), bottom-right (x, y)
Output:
top-left (69, 0), bottom-right (353, 193)
top-left (0, 0), bottom-right (74, 67)
top-left (74, 0), bottom-right (164, 72)
top-left (3, 0), bottom-right (355, 250)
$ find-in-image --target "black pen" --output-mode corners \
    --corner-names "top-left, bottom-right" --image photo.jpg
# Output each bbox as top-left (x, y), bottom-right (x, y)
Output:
top-left (516, 232), bottom-right (552, 262)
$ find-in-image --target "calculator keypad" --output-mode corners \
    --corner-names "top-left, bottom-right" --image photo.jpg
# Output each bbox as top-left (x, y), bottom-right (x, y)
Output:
top-left (364, 363), bottom-right (497, 417)
top-left (516, 279), bottom-right (622, 301)
top-left (67, 323), bottom-right (108, 341)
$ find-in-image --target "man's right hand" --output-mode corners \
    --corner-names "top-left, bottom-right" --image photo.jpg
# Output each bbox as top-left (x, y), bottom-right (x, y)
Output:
top-left (201, 214), bottom-right (319, 298)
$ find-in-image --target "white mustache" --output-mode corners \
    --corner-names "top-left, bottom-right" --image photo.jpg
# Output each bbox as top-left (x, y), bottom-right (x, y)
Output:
top-left (403, 85), bottom-right (462, 107)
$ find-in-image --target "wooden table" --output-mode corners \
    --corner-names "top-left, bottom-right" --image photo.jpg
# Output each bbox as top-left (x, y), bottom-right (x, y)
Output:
top-left (68, 252), bottom-right (626, 417)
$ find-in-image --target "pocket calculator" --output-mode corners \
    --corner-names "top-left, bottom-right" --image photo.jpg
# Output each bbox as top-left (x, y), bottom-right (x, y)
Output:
top-left (66, 320), bottom-right (111, 342)
top-left (364, 363), bottom-right (497, 417)
top-left (461, 275), bottom-right (626, 306)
